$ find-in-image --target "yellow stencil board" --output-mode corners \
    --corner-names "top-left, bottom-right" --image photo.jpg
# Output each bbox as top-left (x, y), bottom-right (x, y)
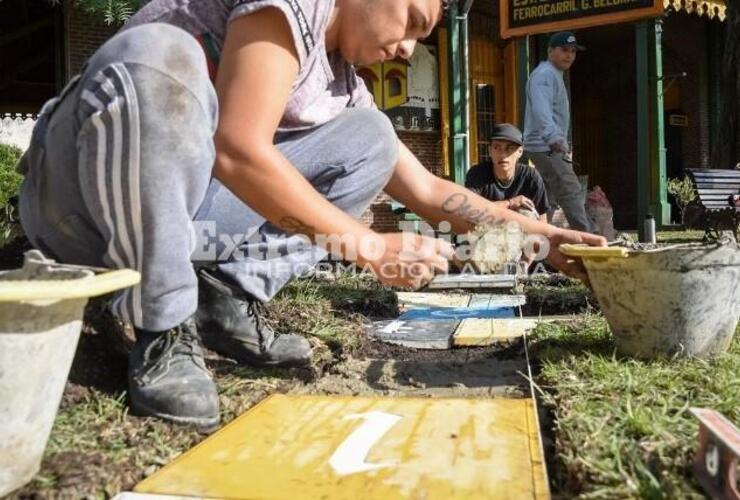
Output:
top-left (135, 394), bottom-right (549, 500)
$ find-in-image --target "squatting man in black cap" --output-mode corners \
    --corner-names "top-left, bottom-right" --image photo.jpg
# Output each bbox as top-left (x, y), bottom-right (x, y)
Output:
top-left (524, 31), bottom-right (596, 233)
top-left (466, 123), bottom-right (550, 272)
top-left (466, 123), bottom-right (549, 223)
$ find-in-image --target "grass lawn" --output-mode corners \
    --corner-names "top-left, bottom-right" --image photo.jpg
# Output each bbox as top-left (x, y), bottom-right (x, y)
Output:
top-left (531, 316), bottom-right (739, 499)
top-left (4, 229), bottom-right (738, 498)
top-left (530, 229), bottom-right (738, 498)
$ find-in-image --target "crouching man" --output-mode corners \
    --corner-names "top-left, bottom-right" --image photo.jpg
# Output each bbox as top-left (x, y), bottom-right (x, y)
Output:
top-left (17, 0), bottom-right (605, 429)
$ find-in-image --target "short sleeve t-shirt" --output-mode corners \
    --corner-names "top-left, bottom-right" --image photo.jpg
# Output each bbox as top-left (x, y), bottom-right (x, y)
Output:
top-left (123, 0), bottom-right (375, 132)
top-left (465, 162), bottom-right (550, 215)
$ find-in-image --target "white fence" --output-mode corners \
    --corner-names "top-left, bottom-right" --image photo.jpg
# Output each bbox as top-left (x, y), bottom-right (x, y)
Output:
top-left (0, 113), bottom-right (37, 152)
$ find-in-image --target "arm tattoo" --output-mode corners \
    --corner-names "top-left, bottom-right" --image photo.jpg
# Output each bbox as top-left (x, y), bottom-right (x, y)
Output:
top-left (279, 216), bottom-right (316, 235)
top-left (441, 192), bottom-right (499, 226)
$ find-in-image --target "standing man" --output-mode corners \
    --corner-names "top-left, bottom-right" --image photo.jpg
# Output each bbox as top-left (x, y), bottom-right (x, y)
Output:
top-left (523, 31), bottom-right (594, 232)
top-left (466, 123), bottom-right (549, 223)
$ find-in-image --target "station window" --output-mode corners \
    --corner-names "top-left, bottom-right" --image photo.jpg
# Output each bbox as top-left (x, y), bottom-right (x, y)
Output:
top-left (475, 83), bottom-right (496, 163)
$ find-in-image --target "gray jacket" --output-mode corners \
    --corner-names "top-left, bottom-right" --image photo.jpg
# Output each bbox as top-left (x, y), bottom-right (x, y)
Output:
top-left (523, 61), bottom-right (570, 153)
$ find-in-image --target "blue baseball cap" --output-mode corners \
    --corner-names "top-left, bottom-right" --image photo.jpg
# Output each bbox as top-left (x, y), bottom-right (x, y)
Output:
top-left (548, 31), bottom-right (586, 50)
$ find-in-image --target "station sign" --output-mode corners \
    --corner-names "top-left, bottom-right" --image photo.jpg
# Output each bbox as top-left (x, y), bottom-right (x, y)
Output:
top-left (500, 0), bottom-right (663, 38)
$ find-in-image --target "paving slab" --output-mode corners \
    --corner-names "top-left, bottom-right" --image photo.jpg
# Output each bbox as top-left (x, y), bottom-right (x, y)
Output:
top-left (467, 294), bottom-right (527, 309)
top-left (132, 394), bottom-right (549, 500)
top-left (372, 294), bottom-right (527, 349)
top-left (396, 292), bottom-right (470, 311)
top-left (369, 319), bottom-right (460, 349)
top-left (453, 318), bottom-right (536, 346)
top-left (398, 305), bottom-right (515, 321)
top-left (453, 316), bottom-right (574, 347)
top-left (397, 292), bottom-right (525, 312)
top-left (113, 494), bottom-right (193, 499)
top-left (428, 273), bottom-right (517, 290)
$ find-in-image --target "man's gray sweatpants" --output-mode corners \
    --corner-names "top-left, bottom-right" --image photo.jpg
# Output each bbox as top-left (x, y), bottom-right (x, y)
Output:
top-left (18, 23), bottom-right (398, 332)
top-left (527, 151), bottom-right (594, 232)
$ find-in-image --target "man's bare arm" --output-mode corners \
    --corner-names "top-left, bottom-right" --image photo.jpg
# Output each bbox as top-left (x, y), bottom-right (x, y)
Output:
top-left (212, 11), bottom-right (451, 288)
top-left (384, 141), bottom-right (606, 281)
top-left (214, 9), bottom-right (375, 257)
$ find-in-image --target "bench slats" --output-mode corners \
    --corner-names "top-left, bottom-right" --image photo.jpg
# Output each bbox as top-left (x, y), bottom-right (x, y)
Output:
top-left (692, 171), bottom-right (740, 177)
top-left (692, 181), bottom-right (740, 187)
top-left (686, 169), bottom-right (740, 212)
top-left (694, 180), bottom-right (740, 186)
top-left (696, 191), bottom-right (738, 198)
top-left (694, 188), bottom-right (740, 195)
top-left (687, 170), bottom-right (740, 179)
top-left (688, 168), bottom-right (740, 174)
top-left (693, 180), bottom-right (740, 186)
top-left (702, 202), bottom-right (739, 209)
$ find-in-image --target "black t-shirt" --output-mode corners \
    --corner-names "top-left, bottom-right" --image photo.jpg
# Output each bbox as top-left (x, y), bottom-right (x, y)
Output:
top-left (465, 161), bottom-right (550, 215)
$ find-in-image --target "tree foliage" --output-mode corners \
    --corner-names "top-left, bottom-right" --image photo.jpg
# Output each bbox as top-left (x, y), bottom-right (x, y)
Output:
top-left (0, 144), bottom-right (24, 246)
top-left (61, 0), bottom-right (150, 25)
top-left (666, 175), bottom-right (696, 210)
top-left (0, 144), bottom-right (23, 208)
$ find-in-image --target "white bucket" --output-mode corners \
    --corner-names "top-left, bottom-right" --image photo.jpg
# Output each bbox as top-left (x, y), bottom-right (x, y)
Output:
top-left (561, 240), bottom-right (740, 359)
top-left (0, 251), bottom-right (139, 496)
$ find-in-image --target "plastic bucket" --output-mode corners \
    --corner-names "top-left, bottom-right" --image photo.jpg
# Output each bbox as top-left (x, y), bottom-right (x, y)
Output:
top-left (0, 250), bottom-right (139, 496)
top-left (560, 241), bottom-right (740, 359)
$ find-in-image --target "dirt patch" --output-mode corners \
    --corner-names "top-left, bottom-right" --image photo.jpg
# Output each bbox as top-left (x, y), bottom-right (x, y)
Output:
top-left (293, 337), bottom-right (530, 399)
top-left (12, 451), bottom-right (142, 500)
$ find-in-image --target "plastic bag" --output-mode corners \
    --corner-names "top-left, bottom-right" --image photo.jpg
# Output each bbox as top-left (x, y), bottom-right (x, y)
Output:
top-left (586, 186), bottom-right (616, 240)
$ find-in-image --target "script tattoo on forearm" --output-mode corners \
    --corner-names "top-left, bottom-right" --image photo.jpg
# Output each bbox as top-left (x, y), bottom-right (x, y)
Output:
top-left (441, 193), bottom-right (499, 226)
top-left (279, 216), bottom-right (316, 236)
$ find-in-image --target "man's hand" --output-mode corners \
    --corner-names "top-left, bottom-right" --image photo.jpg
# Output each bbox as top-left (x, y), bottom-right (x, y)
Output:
top-left (546, 229), bottom-right (607, 284)
top-left (507, 195), bottom-right (536, 212)
top-left (549, 139), bottom-right (570, 154)
top-left (358, 233), bottom-right (453, 290)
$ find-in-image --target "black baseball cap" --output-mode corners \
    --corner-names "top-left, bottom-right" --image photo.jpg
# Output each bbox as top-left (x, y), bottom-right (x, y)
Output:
top-left (548, 31), bottom-right (586, 50)
top-left (489, 123), bottom-right (523, 146)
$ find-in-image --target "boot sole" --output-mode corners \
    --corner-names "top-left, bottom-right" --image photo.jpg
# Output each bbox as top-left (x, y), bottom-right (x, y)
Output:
top-left (129, 399), bottom-right (220, 432)
top-left (201, 331), bottom-right (312, 368)
top-left (231, 350), bottom-right (312, 368)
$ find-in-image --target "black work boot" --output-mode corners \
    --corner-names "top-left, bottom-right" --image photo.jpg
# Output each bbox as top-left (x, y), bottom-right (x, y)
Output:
top-left (195, 268), bottom-right (312, 367)
top-left (129, 316), bottom-right (220, 429)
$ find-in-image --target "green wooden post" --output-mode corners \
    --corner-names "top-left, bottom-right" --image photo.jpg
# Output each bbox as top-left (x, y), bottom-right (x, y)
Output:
top-left (649, 19), bottom-right (670, 226)
top-left (460, 11), bottom-right (470, 179)
top-left (446, 1), bottom-right (467, 185)
top-left (636, 21), bottom-right (650, 230)
top-left (516, 36), bottom-right (530, 128)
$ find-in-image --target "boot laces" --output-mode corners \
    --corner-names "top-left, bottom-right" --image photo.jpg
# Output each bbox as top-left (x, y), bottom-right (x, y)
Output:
top-left (143, 325), bottom-right (200, 368)
top-left (245, 298), bottom-right (268, 347)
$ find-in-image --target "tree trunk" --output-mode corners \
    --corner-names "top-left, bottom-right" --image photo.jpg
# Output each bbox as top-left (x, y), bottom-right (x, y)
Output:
top-left (711, 0), bottom-right (740, 169)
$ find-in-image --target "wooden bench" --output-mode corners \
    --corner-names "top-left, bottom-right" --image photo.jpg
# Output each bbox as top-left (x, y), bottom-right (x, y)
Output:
top-left (685, 168), bottom-right (740, 236)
